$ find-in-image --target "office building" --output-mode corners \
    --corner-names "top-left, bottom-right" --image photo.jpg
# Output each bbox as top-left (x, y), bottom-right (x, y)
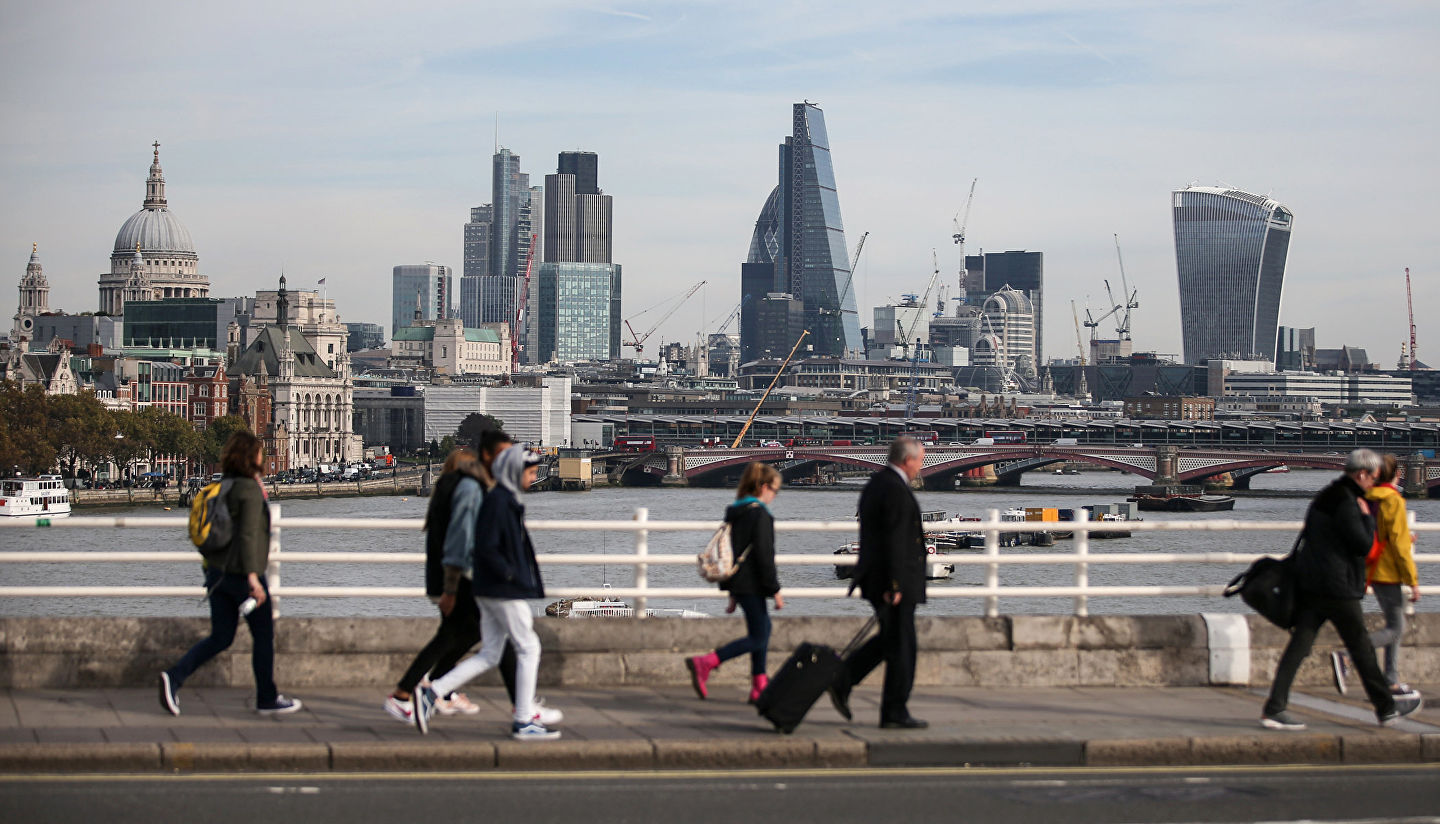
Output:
top-left (739, 103), bottom-right (860, 360)
top-left (460, 205), bottom-right (493, 328)
top-left (98, 144), bottom-right (210, 315)
top-left (1276, 325), bottom-right (1316, 371)
top-left (1172, 186), bottom-right (1293, 364)
top-left (346, 322), bottom-right (385, 352)
top-left (960, 251), bottom-right (1043, 365)
top-left (533, 151), bottom-right (619, 364)
top-left (391, 264), bottom-right (452, 339)
top-left (122, 297), bottom-right (244, 351)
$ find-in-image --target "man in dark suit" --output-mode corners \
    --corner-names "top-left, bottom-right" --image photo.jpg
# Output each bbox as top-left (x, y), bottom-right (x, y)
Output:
top-left (829, 437), bottom-right (928, 728)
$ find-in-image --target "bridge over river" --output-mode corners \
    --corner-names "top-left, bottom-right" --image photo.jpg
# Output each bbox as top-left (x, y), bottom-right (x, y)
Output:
top-left (604, 444), bottom-right (1440, 494)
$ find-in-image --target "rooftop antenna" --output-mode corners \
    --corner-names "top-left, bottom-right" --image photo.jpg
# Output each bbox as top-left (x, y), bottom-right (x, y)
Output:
top-left (494, 113), bottom-right (499, 153)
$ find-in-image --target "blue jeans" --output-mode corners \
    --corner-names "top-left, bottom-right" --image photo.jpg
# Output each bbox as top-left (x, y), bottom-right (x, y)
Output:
top-left (1369, 583), bottom-right (1406, 685)
top-left (715, 594), bottom-right (771, 676)
top-left (166, 567), bottom-right (277, 705)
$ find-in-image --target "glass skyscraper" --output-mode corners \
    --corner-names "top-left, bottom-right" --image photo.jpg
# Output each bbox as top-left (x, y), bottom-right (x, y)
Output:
top-left (1172, 186), bottom-right (1293, 364)
top-left (740, 102), bottom-right (859, 360)
top-left (392, 263), bottom-right (451, 339)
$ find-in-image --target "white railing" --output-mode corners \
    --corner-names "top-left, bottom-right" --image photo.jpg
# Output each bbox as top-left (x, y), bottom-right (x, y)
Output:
top-left (1, 507), bottom-right (1435, 618)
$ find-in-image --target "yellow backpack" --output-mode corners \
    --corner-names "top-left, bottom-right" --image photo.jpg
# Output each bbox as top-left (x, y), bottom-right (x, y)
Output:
top-left (188, 479), bottom-right (235, 559)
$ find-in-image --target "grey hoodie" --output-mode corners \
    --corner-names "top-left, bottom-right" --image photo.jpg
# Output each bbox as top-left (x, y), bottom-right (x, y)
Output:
top-left (491, 444), bottom-right (530, 497)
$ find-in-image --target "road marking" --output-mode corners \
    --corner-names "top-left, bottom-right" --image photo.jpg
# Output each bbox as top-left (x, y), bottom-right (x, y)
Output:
top-left (3, 763), bottom-right (1437, 784)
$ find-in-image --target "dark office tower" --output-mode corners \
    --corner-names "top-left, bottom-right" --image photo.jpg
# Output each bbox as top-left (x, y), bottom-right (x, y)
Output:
top-left (1172, 186), bottom-right (1293, 363)
top-left (739, 188), bottom-right (784, 363)
top-left (558, 151), bottom-right (599, 195)
top-left (981, 251), bottom-right (1044, 366)
top-left (534, 151), bottom-right (618, 364)
top-left (779, 102), bottom-right (860, 357)
top-left (460, 205), bottom-right (493, 328)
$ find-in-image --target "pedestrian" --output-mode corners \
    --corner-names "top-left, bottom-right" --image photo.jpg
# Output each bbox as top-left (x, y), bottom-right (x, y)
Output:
top-left (158, 430), bottom-right (301, 716)
top-left (382, 435), bottom-right (519, 723)
top-left (1261, 448), bottom-right (1423, 730)
top-left (685, 462), bottom-right (785, 704)
top-left (1332, 453), bottom-right (1422, 698)
top-left (827, 437), bottom-right (929, 729)
top-left (414, 445), bottom-right (562, 741)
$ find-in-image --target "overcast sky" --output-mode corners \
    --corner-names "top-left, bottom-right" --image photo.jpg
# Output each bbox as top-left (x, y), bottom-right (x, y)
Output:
top-left (3, 0), bottom-right (1436, 366)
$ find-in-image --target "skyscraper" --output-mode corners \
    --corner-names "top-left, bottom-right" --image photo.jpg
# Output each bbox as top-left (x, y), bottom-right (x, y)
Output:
top-left (474, 149), bottom-right (542, 342)
top-left (739, 102), bottom-right (859, 361)
top-left (965, 251), bottom-right (1044, 366)
top-left (1172, 186), bottom-right (1293, 364)
top-left (391, 264), bottom-right (451, 340)
top-left (460, 205), bottom-right (493, 328)
top-left (535, 151), bottom-right (620, 363)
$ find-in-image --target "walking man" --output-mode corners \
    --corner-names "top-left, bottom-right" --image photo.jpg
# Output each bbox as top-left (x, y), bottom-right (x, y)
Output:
top-left (828, 436), bottom-right (929, 729)
top-left (1261, 448), bottom-right (1423, 730)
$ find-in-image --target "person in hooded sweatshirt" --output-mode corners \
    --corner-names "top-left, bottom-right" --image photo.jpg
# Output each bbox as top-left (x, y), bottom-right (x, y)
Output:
top-left (684, 462), bottom-right (785, 704)
top-left (413, 445), bottom-right (563, 741)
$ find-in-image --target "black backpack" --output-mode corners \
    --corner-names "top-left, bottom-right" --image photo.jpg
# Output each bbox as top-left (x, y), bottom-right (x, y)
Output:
top-left (1224, 534), bottom-right (1301, 629)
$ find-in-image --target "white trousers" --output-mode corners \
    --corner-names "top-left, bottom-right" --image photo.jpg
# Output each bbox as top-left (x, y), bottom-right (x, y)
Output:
top-left (429, 597), bottom-right (541, 724)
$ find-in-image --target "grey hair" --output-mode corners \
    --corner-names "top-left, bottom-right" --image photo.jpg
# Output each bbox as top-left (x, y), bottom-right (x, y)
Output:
top-left (887, 436), bottom-right (923, 466)
top-left (1344, 448), bottom-right (1382, 474)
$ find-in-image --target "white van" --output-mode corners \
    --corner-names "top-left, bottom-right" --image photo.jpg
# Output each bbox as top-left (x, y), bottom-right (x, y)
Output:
top-left (972, 438), bottom-right (995, 446)
top-left (1052, 438), bottom-right (1079, 446)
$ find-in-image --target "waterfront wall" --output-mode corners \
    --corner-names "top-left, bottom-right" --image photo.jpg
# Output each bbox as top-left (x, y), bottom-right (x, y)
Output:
top-left (3, 614), bottom-right (1436, 690)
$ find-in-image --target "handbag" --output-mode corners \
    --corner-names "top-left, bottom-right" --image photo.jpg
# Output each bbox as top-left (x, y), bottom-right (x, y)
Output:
top-left (1223, 533), bottom-right (1301, 629)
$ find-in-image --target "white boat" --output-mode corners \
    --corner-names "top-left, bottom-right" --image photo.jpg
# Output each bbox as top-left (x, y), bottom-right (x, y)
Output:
top-left (546, 595), bottom-right (706, 619)
top-left (0, 475), bottom-right (71, 520)
top-left (833, 541), bottom-right (953, 580)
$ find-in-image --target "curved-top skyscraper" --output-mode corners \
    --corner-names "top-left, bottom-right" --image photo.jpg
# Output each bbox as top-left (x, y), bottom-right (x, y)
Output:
top-left (1171, 186), bottom-right (1292, 364)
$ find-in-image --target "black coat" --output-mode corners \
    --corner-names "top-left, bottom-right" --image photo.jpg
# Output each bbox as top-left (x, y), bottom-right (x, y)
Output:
top-left (422, 471), bottom-right (464, 597)
top-left (471, 485), bottom-right (545, 599)
top-left (850, 467), bottom-right (926, 605)
top-left (1295, 475), bottom-right (1376, 600)
top-left (719, 501), bottom-right (780, 597)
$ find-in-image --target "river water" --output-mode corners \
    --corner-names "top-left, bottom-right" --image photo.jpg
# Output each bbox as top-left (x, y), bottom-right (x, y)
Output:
top-left (4, 468), bottom-right (1436, 618)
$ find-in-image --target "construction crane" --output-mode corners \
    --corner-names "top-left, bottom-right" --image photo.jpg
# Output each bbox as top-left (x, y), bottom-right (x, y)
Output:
top-left (623, 279), bottom-right (706, 355)
top-left (1071, 300), bottom-right (1087, 366)
top-left (731, 329), bottom-right (809, 449)
top-left (897, 251), bottom-right (942, 361)
top-left (831, 230), bottom-right (869, 314)
top-left (1405, 267), bottom-right (1417, 370)
top-left (711, 294), bottom-right (750, 336)
top-left (951, 178), bottom-right (978, 301)
top-left (1111, 234), bottom-right (1139, 341)
top-left (511, 233), bottom-right (538, 370)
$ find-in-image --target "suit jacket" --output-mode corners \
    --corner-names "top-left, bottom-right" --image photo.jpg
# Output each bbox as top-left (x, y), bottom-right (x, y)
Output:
top-left (850, 467), bottom-right (927, 605)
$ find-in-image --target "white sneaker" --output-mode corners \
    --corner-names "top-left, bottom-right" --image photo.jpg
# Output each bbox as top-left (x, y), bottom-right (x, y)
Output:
top-left (532, 705), bottom-right (564, 727)
top-left (511, 719), bottom-right (561, 742)
top-left (436, 692), bottom-right (481, 716)
top-left (384, 694), bottom-right (413, 723)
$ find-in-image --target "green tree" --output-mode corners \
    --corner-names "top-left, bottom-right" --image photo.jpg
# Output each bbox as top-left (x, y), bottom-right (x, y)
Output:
top-left (109, 410), bottom-right (152, 482)
top-left (0, 381), bottom-right (58, 475)
top-left (438, 434), bottom-right (458, 456)
top-left (144, 407), bottom-right (202, 478)
top-left (457, 412), bottom-right (504, 449)
top-left (48, 392), bottom-right (113, 481)
top-left (202, 416), bottom-right (251, 468)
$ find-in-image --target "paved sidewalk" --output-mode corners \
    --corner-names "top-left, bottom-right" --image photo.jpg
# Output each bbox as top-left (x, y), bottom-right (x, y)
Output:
top-left (1, 683), bottom-right (1436, 772)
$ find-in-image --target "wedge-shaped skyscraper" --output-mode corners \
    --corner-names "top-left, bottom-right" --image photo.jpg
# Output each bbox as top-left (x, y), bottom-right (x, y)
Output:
top-left (1172, 186), bottom-right (1293, 364)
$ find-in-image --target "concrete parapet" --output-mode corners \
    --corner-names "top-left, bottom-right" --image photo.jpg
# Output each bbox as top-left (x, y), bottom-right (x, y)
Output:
top-left (2, 613), bottom-right (1438, 690)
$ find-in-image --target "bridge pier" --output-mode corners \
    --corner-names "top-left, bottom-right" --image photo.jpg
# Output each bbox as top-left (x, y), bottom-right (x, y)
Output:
top-left (661, 446), bottom-right (688, 487)
top-left (1155, 446), bottom-right (1179, 487)
top-left (1404, 451), bottom-right (1430, 498)
top-left (958, 465), bottom-right (998, 487)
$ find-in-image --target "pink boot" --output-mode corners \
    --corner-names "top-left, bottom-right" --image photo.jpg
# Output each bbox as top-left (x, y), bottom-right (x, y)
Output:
top-left (748, 673), bottom-right (769, 705)
top-left (686, 651), bottom-right (720, 699)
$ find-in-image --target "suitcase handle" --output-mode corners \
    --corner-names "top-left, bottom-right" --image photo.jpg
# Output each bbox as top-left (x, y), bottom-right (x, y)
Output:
top-left (841, 616), bottom-right (878, 658)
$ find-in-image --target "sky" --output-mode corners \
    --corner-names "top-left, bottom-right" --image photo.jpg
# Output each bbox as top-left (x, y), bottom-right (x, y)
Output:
top-left (2, 0), bottom-right (1437, 367)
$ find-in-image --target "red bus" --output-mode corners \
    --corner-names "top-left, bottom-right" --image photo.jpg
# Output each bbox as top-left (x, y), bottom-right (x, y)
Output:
top-left (984, 430), bottom-right (1028, 444)
top-left (614, 435), bottom-right (657, 452)
top-left (906, 431), bottom-right (939, 445)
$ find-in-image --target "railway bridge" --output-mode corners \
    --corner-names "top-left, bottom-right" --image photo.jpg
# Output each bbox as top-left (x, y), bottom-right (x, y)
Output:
top-left (599, 444), bottom-right (1440, 495)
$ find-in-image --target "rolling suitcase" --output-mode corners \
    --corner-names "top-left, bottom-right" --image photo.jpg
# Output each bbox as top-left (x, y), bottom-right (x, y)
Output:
top-left (756, 617), bottom-right (876, 734)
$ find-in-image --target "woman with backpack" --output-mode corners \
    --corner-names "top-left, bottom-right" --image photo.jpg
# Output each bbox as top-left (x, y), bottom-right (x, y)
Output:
top-left (685, 462), bottom-right (785, 704)
top-left (159, 430), bottom-right (301, 716)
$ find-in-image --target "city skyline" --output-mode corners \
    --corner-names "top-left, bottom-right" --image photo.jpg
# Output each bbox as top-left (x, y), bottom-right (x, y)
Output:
top-left (3, 2), bottom-right (1436, 367)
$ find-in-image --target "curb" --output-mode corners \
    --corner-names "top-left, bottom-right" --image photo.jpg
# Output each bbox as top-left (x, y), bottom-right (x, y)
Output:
top-left (0, 734), bottom-right (1434, 774)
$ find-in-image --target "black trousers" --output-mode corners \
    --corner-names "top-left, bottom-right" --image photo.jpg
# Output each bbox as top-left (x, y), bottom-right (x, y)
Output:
top-left (397, 578), bottom-right (516, 703)
top-left (1263, 591), bottom-right (1395, 717)
top-left (840, 598), bottom-right (917, 724)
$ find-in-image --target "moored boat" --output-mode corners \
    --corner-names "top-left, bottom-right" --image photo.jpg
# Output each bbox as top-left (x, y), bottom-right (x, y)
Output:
top-left (1129, 484), bottom-right (1236, 512)
top-left (834, 541), bottom-right (953, 580)
top-left (0, 475), bottom-right (71, 520)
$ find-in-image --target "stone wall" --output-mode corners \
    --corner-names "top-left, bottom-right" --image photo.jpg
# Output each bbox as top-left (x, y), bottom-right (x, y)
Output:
top-left (1, 613), bottom-right (1435, 689)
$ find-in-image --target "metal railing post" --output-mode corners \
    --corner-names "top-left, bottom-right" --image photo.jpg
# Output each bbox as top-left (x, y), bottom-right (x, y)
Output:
top-left (634, 506), bottom-right (649, 618)
top-left (267, 502), bottom-right (282, 618)
top-left (1074, 507), bottom-right (1089, 617)
top-left (984, 507), bottom-right (1000, 618)
top-left (1407, 509), bottom-right (1418, 617)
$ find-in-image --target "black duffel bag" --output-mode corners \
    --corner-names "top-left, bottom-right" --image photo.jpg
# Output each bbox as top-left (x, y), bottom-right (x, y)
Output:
top-left (1223, 535), bottom-right (1301, 629)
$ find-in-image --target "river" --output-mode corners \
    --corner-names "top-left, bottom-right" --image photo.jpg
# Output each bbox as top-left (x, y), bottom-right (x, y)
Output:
top-left (4, 468), bottom-right (1436, 618)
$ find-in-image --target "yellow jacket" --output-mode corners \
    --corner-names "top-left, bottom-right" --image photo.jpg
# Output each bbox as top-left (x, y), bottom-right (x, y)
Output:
top-left (1365, 483), bottom-right (1418, 586)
